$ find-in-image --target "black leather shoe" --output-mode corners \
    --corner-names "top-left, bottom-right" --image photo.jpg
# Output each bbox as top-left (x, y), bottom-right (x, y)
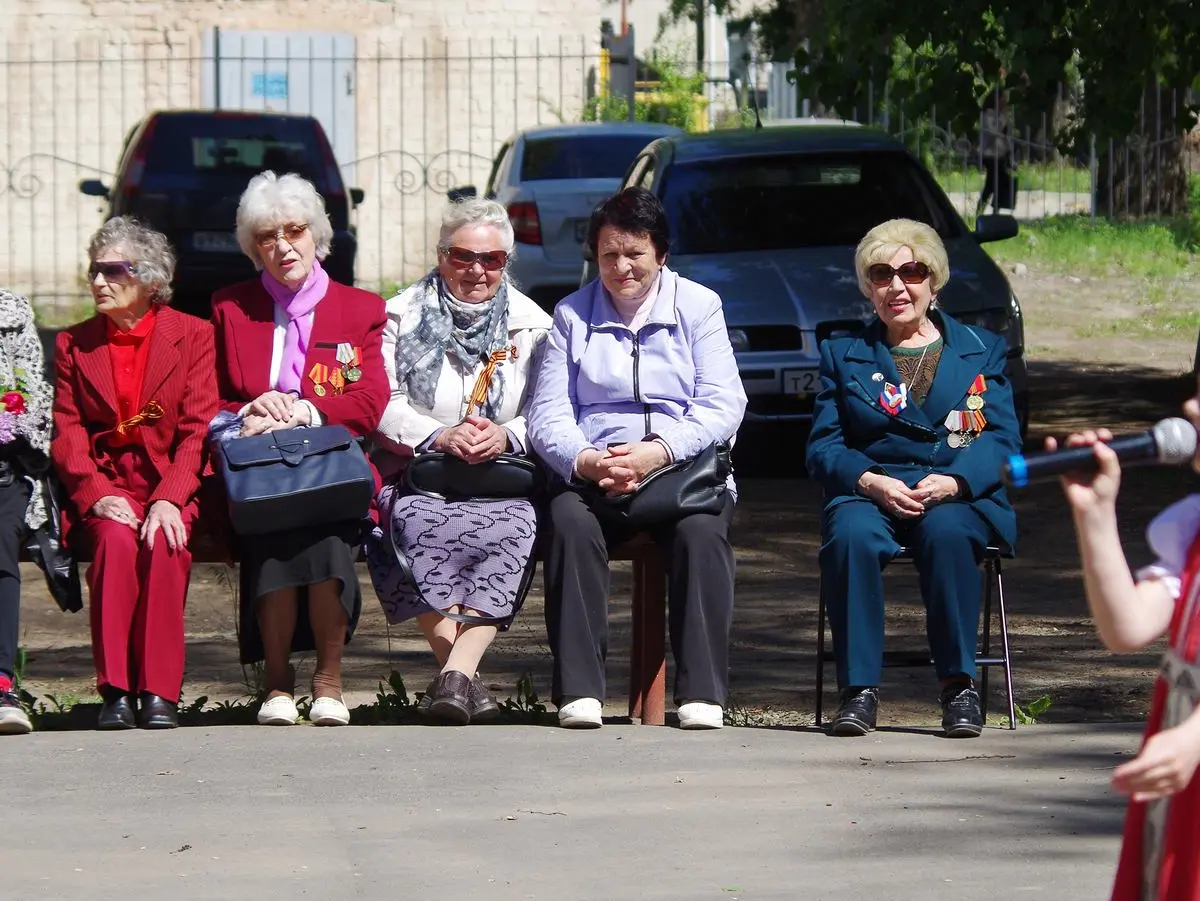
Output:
top-left (468, 675), bottom-right (500, 722)
top-left (97, 693), bottom-right (136, 731)
top-left (940, 684), bottom-right (983, 738)
top-left (415, 679), bottom-right (436, 718)
top-left (428, 671), bottom-right (471, 725)
top-left (136, 693), bottom-right (179, 730)
top-left (830, 687), bottom-right (879, 736)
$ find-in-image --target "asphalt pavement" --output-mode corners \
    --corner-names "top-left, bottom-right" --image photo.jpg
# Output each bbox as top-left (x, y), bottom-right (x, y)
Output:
top-left (6, 721), bottom-right (1138, 900)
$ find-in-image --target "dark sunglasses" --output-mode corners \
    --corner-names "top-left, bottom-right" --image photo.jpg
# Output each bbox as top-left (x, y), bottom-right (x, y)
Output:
top-left (868, 261), bottom-right (930, 287)
top-left (87, 260), bottom-right (138, 280)
top-left (445, 247), bottom-right (508, 271)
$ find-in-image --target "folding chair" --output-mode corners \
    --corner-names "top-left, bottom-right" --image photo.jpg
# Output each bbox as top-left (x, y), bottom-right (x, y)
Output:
top-left (814, 546), bottom-right (1016, 729)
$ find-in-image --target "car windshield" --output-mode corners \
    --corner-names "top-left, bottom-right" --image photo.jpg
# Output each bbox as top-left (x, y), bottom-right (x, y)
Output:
top-left (142, 115), bottom-right (328, 186)
top-left (520, 135), bottom-right (657, 180)
top-left (660, 151), bottom-right (962, 254)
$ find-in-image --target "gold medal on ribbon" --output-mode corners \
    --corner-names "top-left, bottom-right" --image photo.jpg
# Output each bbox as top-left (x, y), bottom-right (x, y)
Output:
top-left (966, 395), bottom-right (984, 411)
top-left (329, 368), bottom-right (346, 396)
top-left (308, 363), bottom-right (329, 397)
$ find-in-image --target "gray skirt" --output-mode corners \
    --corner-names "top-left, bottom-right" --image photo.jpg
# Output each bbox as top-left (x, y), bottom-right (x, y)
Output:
top-left (365, 482), bottom-right (538, 630)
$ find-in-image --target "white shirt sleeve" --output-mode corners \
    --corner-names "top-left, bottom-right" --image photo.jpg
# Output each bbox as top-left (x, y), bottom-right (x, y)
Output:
top-left (1134, 494), bottom-right (1200, 600)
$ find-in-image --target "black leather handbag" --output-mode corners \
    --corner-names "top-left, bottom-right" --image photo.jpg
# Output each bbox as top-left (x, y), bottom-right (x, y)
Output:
top-left (217, 425), bottom-right (374, 535)
top-left (23, 473), bottom-right (83, 613)
top-left (405, 452), bottom-right (542, 501)
top-left (594, 442), bottom-right (732, 526)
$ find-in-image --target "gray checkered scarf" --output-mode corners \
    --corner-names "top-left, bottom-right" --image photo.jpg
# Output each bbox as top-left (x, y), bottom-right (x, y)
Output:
top-left (392, 270), bottom-right (510, 420)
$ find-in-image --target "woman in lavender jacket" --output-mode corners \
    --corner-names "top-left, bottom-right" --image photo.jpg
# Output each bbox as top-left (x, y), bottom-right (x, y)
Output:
top-left (526, 187), bottom-right (747, 731)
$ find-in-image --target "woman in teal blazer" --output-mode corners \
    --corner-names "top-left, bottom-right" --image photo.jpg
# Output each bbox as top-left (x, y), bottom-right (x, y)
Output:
top-left (806, 218), bottom-right (1021, 739)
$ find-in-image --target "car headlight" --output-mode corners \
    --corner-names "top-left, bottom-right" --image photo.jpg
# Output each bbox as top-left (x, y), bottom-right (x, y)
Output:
top-left (727, 328), bottom-right (750, 352)
top-left (956, 293), bottom-right (1024, 356)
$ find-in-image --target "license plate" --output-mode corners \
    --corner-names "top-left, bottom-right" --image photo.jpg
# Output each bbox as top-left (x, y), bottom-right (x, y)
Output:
top-left (193, 231), bottom-right (240, 253)
top-left (783, 368), bottom-right (820, 395)
top-left (573, 220), bottom-right (587, 243)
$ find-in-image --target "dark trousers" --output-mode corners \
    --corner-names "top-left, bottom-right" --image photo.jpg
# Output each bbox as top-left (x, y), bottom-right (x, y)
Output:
top-left (0, 476), bottom-right (31, 679)
top-left (978, 154), bottom-right (1015, 214)
top-left (819, 499), bottom-right (992, 690)
top-left (83, 448), bottom-right (197, 703)
top-left (542, 488), bottom-right (736, 707)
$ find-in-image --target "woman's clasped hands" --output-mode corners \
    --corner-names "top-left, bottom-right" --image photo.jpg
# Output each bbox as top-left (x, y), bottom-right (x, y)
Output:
top-left (241, 390), bottom-right (313, 436)
top-left (857, 471), bottom-right (961, 518)
top-left (433, 414), bottom-right (509, 463)
top-left (577, 441), bottom-right (671, 497)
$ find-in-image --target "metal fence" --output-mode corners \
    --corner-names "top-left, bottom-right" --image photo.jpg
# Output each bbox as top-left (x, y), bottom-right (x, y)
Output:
top-left (1, 36), bottom-right (1195, 312)
top-left (0, 35), bottom-right (602, 310)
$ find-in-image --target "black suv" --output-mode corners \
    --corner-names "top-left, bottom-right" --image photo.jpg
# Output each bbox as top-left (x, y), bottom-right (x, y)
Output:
top-left (80, 110), bottom-right (363, 319)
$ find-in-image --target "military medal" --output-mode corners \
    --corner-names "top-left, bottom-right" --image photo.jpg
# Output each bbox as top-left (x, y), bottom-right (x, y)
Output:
top-left (330, 368), bottom-right (347, 395)
top-left (337, 342), bottom-right (363, 383)
top-left (307, 363), bottom-right (329, 397)
top-left (966, 395), bottom-right (984, 410)
top-left (966, 373), bottom-right (987, 411)
top-left (947, 433), bottom-right (963, 448)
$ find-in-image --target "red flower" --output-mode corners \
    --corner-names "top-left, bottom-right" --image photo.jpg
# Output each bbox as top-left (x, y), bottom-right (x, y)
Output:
top-left (3, 392), bottom-right (25, 414)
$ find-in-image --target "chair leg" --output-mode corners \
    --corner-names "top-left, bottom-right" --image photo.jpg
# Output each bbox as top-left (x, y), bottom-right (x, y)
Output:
top-left (994, 559), bottom-right (1016, 730)
top-left (630, 556), bottom-right (667, 726)
top-left (815, 579), bottom-right (827, 727)
top-left (980, 561), bottom-right (993, 722)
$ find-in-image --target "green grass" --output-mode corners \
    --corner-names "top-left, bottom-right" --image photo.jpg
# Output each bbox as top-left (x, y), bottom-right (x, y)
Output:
top-left (935, 163), bottom-right (1093, 196)
top-left (984, 214), bottom-right (1200, 278)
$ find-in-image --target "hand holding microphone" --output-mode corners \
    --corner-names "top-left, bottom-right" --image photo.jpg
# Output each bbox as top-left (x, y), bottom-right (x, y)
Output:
top-left (1000, 418), bottom-right (1196, 491)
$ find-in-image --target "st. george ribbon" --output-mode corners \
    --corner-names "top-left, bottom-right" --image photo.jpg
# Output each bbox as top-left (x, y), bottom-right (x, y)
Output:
top-left (1001, 418), bottom-right (1197, 488)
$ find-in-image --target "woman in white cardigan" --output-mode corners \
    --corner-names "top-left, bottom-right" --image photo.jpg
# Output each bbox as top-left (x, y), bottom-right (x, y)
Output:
top-left (367, 198), bottom-right (551, 725)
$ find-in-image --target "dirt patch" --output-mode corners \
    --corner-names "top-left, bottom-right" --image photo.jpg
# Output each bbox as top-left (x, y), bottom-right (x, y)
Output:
top-left (17, 267), bottom-right (1199, 728)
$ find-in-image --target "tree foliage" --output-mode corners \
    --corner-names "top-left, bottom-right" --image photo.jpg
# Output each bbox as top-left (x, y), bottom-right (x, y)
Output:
top-left (791, 0), bottom-right (1200, 148)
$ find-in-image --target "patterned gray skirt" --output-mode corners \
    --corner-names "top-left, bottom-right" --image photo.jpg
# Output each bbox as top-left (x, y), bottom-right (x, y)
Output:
top-left (365, 481), bottom-right (538, 629)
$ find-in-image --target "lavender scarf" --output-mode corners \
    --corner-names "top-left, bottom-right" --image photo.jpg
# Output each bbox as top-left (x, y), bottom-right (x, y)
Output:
top-left (261, 258), bottom-right (330, 393)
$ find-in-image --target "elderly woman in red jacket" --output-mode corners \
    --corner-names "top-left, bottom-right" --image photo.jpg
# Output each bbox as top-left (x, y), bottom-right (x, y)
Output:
top-left (212, 171), bottom-right (387, 728)
top-left (52, 217), bottom-right (218, 730)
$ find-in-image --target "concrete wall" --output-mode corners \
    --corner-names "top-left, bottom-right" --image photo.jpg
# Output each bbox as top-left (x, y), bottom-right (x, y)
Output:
top-left (0, 0), bottom-right (604, 308)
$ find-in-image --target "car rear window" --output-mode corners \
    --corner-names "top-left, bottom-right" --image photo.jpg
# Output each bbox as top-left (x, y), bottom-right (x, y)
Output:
top-left (660, 151), bottom-right (962, 254)
top-left (141, 115), bottom-right (329, 186)
top-left (519, 135), bottom-right (657, 180)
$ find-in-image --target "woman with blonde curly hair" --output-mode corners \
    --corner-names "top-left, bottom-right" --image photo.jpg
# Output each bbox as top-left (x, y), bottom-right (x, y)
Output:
top-left (806, 218), bottom-right (1021, 739)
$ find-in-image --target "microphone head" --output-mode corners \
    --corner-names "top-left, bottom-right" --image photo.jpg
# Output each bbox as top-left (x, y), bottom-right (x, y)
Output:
top-left (1152, 418), bottom-right (1197, 464)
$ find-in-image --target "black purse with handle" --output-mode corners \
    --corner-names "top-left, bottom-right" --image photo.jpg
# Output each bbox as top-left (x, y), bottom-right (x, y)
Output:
top-left (591, 442), bottom-right (732, 526)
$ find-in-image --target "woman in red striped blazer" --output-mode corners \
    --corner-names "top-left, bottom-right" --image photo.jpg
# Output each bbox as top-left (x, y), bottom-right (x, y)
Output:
top-left (52, 217), bottom-right (218, 730)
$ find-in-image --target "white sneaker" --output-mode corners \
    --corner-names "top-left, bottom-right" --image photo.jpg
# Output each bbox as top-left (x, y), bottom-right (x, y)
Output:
top-left (309, 696), bottom-right (350, 726)
top-left (678, 701), bottom-right (724, 730)
top-left (0, 701), bottom-right (32, 735)
top-left (557, 697), bottom-right (603, 729)
top-left (257, 694), bottom-right (299, 726)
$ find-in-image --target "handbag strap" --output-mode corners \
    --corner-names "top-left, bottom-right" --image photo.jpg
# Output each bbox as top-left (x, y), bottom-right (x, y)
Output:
top-left (464, 348), bottom-right (511, 419)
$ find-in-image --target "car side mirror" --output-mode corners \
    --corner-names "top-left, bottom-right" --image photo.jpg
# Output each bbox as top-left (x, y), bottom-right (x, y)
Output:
top-left (79, 179), bottom-right (110, 199)
top-left (349, 187), bottom-right (365, 205)
top-left (447, 185), bottom-right (477, 203)
top-left (974, 214), bottom-right (1018, 244)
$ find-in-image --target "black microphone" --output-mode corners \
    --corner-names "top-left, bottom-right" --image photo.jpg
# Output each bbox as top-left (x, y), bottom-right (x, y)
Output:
top-left (1001, 418), bottom-right (1197, 488)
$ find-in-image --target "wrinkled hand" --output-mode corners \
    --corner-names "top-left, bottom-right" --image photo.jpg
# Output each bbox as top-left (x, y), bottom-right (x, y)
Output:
top-left (1111, 723), bottom-right (1200, 802)
top-left (596, 442), bottom-right (672, 497)
top-left (434, 421), bottom-right (487, 460)
top-left (858, 473), bottom-right (925, 519)
top-left (141, 499), bottom-right (187, 551)
top-left (241, 404), bottom-right (310, 437)
top-left (459, 415), bottom-right (509, 464)
top-left (246, 390), bottom-right (296, 423)
top-left (913, 474), bottom-right (961, 507)
top-left (1047, 429), bottom-right (1120, 515)
top-left (92, 495), bottom-right (141, 530)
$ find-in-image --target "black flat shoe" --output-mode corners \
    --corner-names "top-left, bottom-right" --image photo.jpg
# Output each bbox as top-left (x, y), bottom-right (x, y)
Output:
top-left (136, 693), bottom-right (179, 730)
top-left (428, 671), bottom-right (471, 726)
top-left (468, 674), bottom-right (500, 723)
top-left (830, 687), bottom-right (879, 736)
top-left (940, 684), bottom-right (983, 738)
top-left (97, 694), bottom-right (136, 731)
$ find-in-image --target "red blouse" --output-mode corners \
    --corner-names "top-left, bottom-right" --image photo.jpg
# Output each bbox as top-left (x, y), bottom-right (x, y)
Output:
top-left (107, 305), bottom-right (158, 446)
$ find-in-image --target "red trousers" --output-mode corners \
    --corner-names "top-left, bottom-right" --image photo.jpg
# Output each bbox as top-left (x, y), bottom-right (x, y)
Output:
top-left (84, 448), bottom-right (198, 703)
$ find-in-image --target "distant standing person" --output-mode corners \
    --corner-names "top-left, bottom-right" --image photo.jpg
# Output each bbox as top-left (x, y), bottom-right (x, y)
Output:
top-left (976, 92), bottom-right (1015, 216)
